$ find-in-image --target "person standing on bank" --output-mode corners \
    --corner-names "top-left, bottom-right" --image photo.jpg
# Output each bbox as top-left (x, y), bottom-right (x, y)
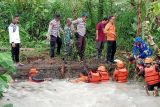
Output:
top-left (72, 13), bottom-right (87, 61)
top-left (96, 17), bottom-right (108, 60)
top-left (64, 18), bottom-right (74, 59)
top-left (104, 16), bottom-right (116, 64)
top-left (57, 26), bottom-right (63, 55)
top-left (8, 15), bottom-right (24, 66)
top-left (47, 14), bottom-right (63, 58)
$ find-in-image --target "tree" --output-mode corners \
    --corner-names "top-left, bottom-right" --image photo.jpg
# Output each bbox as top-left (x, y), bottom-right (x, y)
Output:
top-left (98, 0), bottom-right (104, 21)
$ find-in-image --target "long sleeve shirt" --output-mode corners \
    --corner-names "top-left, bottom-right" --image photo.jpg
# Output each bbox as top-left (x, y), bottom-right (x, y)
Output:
top-left (72, 18), bottom-right (86, 36)
top-left (8, 23), bottom-right (20, 43)
top-left (132, 41), bottom-right (152, 59)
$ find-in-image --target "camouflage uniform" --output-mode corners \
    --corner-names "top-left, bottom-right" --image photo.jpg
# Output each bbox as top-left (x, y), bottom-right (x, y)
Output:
top-left (64, 25), bottom-right (73, 57)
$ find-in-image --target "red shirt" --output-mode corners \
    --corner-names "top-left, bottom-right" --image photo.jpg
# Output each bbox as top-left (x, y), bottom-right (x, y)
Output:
top-left (96, 22), bottom-right (106, 42)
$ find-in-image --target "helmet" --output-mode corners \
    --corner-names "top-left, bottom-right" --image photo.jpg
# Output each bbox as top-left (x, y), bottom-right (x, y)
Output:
top-left (97, 65), bottom-right (106, 72)
top-left (145, 57), bottom-right (153, 64)
top-left (117, 61), bottom-right (124, 68)
top-left (114, 60), bottom-right (125, 68)
top-left (29, 68), bottom-right (38, 74)
top-left (134, 36), bottom-right (142, 42)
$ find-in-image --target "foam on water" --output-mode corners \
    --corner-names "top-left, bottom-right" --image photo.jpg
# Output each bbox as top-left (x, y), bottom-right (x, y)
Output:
top-left (0, 80), bottom-right (160, 107)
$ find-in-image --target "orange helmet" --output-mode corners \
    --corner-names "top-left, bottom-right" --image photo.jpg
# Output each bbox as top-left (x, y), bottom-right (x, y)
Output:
top-left (115, 60), bottom-right (124, 68)
top-left (29, 68), bottom-right (38, 74)
top-left (145, 57), bottom-right (153, 64)
top-left (97, 65), bottom-right (106, 72)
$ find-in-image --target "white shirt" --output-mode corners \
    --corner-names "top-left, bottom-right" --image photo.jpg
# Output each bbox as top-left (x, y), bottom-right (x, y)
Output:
top-left (48, 19), bottom-right (61, 37)
top-left (72, 18), bottom-right (86, 36)
top-left (8, 23), bottom-right (20, 43)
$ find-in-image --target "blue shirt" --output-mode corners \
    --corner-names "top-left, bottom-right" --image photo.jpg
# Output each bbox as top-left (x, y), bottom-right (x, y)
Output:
top-left (132, 41), bottom-right (152, 59)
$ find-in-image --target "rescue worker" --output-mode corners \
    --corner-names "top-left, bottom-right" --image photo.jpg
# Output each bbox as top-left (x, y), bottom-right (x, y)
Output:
top-left (132, 36), bottom-right (152, 59)
top-left (113, 60), bottom-right (128, 83)
top-left (142, 57), bottom-right (160, 96)
top-left (29, 68), bottom-right (45, 82)
top-left (97, 65), bottom-right (110, 81)
top-left (70, 65), bottom-right (109, 83)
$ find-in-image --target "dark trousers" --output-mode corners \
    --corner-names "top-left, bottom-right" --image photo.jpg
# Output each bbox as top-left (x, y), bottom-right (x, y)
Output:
top-left (56, 36), bottom-right (62, 55)
top-left (147, 82), bottom-right (160, 91)
top-left (77, 35), bottom-right (85, 60)
top-left (96, 41), bottom-right (104, 59)
top-left (106, 41), bottom-right (116, 62)
top-left (50, 35), bottom-right (62, 58)
top-left (11, 43), bottom-right (20, 63)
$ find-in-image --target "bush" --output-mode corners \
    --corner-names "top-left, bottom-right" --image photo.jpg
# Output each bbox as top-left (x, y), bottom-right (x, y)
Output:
top-left (0, 52), bottom-right (16, 98)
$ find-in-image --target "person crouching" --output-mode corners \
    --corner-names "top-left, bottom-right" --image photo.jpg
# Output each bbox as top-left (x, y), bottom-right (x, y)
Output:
top-left (143, 57), bottom-right (160, 96)
top-left (113, 60), bottom-right (128, 83)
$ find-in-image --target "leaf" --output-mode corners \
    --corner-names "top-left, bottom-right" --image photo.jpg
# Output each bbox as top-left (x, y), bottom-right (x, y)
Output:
top-left (0, 77), bottom-right (8, 92)
top-left (157, 27), bottom-right (160, 32)
top-left (0, 52), bottom-right (16, 73)
top-left (0, 74), bottom-right (12, 82)
top-left (44, 9), bottom-right (49, 13)
top-left (3, 104), bottom-right (13, 107)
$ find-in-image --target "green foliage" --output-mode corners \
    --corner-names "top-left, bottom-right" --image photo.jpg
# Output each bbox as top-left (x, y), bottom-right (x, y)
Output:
top-left (2, 104), bottom-right (13, 107)
top-left (0, 0), bottom-right (159, 62)
top-left (0, 52), bottom-right (16, 98)
top-left (0, 53), bottom-right (16, 73)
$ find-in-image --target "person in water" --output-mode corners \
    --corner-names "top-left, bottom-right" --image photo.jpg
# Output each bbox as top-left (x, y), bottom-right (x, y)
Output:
top-left (140, 57), bottom-right (160, 96)
top-left (70, 65), bottom-right (109, 83)
top-left (113, 59), bottom-right (128, 83)
top-left (132, 36), bottom-right (152, 59)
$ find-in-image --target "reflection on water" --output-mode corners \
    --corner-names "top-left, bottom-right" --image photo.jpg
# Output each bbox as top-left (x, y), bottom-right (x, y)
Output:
top-left (0, 80), bottom-right (160, 107)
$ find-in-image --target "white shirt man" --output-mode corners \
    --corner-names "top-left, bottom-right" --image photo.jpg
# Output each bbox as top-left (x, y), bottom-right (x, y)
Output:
top-left (9, 23), bottom-right (20, 44)
top-left (8, 15), bottom-right (23, 66)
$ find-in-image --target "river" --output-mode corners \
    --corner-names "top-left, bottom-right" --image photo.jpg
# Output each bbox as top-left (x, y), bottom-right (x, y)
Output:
top-left (0, 80), bottom-right (160, 107)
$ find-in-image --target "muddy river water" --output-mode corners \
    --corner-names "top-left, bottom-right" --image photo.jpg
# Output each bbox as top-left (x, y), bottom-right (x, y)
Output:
top-left (0, 80), bottom-right (160, 107)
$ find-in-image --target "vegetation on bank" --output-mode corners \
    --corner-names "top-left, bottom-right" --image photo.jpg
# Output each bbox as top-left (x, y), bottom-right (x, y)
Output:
top-left (0, 53), bottom-right (16, 98)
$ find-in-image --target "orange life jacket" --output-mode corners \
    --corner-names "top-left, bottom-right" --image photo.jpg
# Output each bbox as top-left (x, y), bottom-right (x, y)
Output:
top-left (88, 71), bottom-right (101, 83)
top-left (114, 68), bottom-right (128, 83)
top-left (144, 65), bottom-right (160, 85)
top-left (99, 71), bottom-right (110, 81)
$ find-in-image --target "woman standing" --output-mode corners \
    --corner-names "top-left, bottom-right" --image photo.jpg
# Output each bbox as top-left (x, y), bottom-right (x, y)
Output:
top-left (104, 16), bottom-right (116, 64)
